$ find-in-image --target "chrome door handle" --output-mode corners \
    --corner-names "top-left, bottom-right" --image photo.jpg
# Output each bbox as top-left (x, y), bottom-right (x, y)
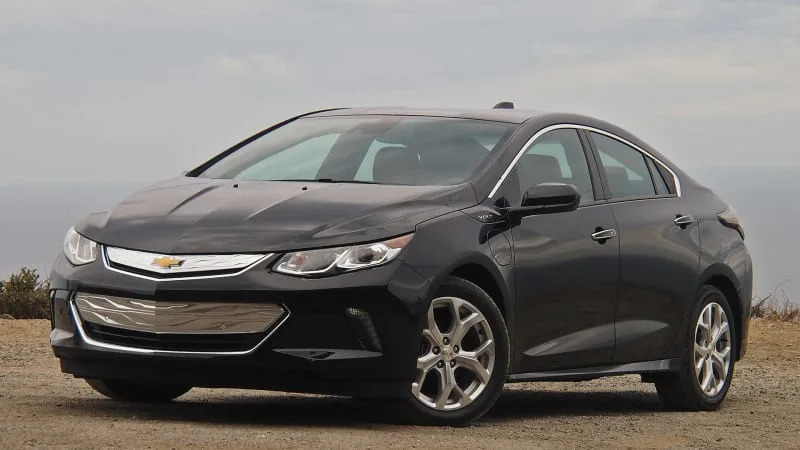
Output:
top-left (674, 215), bottom-right (695, 227)
top-left (591, 228), bottom-right (617, 242)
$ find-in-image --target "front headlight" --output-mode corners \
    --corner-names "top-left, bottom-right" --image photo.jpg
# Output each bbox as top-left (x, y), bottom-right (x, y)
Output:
top-left (63, 227), bottom-right (98, 266)
top-left (274, 234), bottom-right (414, 277)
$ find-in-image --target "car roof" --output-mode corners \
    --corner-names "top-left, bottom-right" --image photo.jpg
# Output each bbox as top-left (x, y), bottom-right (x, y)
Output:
top-left (305, 107), bottom-right (553, 124)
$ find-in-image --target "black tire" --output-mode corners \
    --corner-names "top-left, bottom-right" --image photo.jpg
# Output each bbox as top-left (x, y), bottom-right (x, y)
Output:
top-left (397, 276), bottom-right (510, 426)
top-left (86, 378), bottom-right (191, 402)
top-left (655, 285), bottom-right (736, 410)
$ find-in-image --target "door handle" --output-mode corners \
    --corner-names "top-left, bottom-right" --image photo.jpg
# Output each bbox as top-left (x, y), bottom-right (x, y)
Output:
top-left (591, 228), bottom-right (617, 242)
top-left (674, 215), bottom-right (695, 228)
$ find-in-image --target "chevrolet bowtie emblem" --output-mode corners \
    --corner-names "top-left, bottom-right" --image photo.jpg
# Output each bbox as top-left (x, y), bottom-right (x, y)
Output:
top-left (151, 256), bottom-right (185, 269)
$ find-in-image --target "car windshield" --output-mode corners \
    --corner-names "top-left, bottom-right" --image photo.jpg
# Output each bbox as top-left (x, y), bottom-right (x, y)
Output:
top-left (195, 115), bottom-right (517, 186)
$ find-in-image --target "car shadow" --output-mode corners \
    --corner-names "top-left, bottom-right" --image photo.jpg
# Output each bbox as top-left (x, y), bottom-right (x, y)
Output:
top-left (48, 388), bottom-right (665, 427)
top-left (485, 389), bottom-right (663, 423)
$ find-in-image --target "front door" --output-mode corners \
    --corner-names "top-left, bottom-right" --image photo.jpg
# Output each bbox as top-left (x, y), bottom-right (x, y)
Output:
top-left (502, 128), bottom-right (620, 373)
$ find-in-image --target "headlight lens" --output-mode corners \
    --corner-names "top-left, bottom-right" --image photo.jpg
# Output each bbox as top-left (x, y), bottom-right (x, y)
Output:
top-left (274, 234), bottom-right (414, 277)
top-left (63, 227), bottom-right (98, 265)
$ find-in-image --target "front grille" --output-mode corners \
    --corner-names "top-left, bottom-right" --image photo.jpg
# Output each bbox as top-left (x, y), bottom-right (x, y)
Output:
top-left (106, 260), bottom-right (239, 279)
top-left (73, 293), bottom-right (287, 353)
top-left (103, 246), bottom-right (269, 280)
top-left (82, 322), bottom-right (267, 352)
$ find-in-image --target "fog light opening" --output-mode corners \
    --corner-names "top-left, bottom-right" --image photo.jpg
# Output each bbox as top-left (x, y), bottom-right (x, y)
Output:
top-left (344, 307), bottom-right (382, 352)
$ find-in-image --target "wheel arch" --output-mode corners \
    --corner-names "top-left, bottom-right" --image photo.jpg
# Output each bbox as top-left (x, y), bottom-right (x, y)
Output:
top-left (699, 266), bottom-right (745, 361)
top-left (423, 252), bottom-right (514, 333)
top-left (449, 263), bottom-right (508, 319)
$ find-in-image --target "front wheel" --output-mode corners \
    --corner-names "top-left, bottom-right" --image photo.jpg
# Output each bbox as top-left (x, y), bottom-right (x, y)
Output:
top-left (655, 285), bottom-right (736, 410)
top-left (86, 378), bottom-right (191, 402)
top-left (400, 277), bottom-right (509, 426)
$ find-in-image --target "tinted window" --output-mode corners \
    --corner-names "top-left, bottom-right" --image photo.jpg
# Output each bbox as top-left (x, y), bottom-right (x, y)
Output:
top-left (590, 132), bottom-right (656, 199)
top-left (655, 162), bottom-right (677, 194)
top-left (197, 116), bottom-right (516, 186)
top-left (515, 129), bottom-right (595, 205)
top-left (646, 157), bottom-right (670, 195)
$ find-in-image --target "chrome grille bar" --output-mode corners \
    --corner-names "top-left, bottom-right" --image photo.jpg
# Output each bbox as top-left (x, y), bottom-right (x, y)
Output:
top-left (75, 293), bottom-right (285, 334)
top-left (104, 246), bottom-right (270, 279)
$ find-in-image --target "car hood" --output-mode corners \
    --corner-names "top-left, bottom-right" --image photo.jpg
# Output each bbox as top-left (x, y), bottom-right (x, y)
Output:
top-left (76, 177), bottom-right (475, 254)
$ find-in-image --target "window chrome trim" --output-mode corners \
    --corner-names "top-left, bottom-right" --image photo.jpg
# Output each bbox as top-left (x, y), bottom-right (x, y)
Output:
top-left (69, 299), bottom-right (290, 356)
top-left (102, 246), bottom-right (272, 282)
top-left (487, 124), bottom-right (682, 198)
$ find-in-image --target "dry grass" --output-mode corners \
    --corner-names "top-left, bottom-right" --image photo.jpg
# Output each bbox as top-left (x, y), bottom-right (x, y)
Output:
top-left (751, 284), bottom-right (800, 323)
top-left (0, 267), bottom-right (50, 320)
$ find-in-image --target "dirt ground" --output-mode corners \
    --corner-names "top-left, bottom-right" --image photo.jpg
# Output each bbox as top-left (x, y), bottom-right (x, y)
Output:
top-left (0, 319), bottom-right (798, 449)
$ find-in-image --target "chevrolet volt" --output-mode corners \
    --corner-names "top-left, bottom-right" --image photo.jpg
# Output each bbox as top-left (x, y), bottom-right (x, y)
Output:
top-left (50, 105), bottom-right (751, 425)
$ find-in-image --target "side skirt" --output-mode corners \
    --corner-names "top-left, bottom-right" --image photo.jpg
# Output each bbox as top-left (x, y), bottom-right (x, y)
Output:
top-left (507, 358), bottom-right (681, 382)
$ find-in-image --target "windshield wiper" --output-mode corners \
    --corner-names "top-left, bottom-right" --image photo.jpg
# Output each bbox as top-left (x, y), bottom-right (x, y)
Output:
top-left (315, 178), bottom-right (382, 184)
top-left (267, 178), bottom-right (383, 185)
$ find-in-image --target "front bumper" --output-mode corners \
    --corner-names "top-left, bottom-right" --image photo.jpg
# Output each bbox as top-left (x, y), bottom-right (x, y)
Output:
top-left (49, 252), bottom-right (432, 398)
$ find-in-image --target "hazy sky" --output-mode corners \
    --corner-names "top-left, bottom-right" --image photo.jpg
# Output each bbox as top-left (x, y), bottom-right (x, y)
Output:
top-left (1, 0), bottom-right (799, 183)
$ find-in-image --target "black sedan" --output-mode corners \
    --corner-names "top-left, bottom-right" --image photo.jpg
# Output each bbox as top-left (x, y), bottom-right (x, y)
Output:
top-left (50, 105), bottom-right (752, 425)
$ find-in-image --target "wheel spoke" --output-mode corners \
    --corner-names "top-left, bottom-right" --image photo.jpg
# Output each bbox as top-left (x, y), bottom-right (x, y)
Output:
top-left (412, 364), bottom-right (430, 398)
top-left (426, 306), bottom-right (444, 346)
top-left (711, 322), bottom-right (729, 346)
top-left (710, 350), bottom-right (728, 379)
top-left (712, 305), bottom-right (723, 333)
top-left (411, 379), bottom-right (422, 397)
top-left (435, 366), bottom-right (455, 409)
top-left (444, 298), bottom-right (462, 333)
top-left (695, 354), bottom-right (706, 373)
top-left (451, 311), bottom-right (483, 346)
top-left (699, 306), bottom-right (711, 331)
top-left (417, 352), bottom-right (439, 372)
top-left (701, 356), bottom-right (714, 392)
top-left (694, 342), bottom-right (705, 357)
top-left (455, 354), bottom-right (491, 383)
top-left (422, 329), bottom-right (440, 347)
top-left (453, 384), bottom-right (472, 407)
top-left (468, 339), bottom-right (495, 358)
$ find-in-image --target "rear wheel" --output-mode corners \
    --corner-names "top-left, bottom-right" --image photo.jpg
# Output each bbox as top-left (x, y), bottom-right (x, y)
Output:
top-left (655, 285), bottom-right (736, 410)
top-left (400, 277), bottom-right (509, 426)
top-left (86, 379), bottom-right (191, 402)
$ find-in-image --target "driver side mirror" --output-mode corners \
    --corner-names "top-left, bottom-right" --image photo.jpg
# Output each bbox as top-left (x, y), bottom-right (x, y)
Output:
top-left (511, 183), bottom-right (581, 219)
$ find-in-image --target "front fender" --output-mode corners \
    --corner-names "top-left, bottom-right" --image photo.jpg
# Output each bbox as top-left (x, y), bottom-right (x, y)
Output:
top-left (400, 211), bottom-right (515, 331)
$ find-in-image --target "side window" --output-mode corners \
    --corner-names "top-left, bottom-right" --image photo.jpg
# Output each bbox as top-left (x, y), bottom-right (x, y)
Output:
top-left (235, 134), bottom-right (339, 181)
top-left (515, 129), bottom-right (595, 206)
top-left (590, 132), bottom-right (656, 199)
top-left (655, 162), bottom-right (677, 194)
top-left (646, 157), bottom-right (670, 195)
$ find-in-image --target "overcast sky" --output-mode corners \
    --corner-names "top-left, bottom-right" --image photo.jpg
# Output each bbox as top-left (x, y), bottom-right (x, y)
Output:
top-left (1, 0), bottom-right (798, 183)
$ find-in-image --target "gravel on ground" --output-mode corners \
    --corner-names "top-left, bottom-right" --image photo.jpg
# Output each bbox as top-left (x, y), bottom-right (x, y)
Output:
top-left (1, 319), bottom-right (798, 449)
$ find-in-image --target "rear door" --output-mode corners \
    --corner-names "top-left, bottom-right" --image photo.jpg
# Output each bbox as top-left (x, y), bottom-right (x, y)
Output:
top-left (585, 130), bottom-right (700, 363)
top-left (502, 128), bottom-right (620, 372)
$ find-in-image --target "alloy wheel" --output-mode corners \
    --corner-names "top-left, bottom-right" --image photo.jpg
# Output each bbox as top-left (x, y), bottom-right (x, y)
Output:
top-left (412, 296), bottom-right (496, 411)
top-left (693, 302), bottom-right (732, 396)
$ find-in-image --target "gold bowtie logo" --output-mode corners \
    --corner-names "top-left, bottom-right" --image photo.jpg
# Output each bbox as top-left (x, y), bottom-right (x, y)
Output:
top-left (151, 256), bottom-right (184, 269)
